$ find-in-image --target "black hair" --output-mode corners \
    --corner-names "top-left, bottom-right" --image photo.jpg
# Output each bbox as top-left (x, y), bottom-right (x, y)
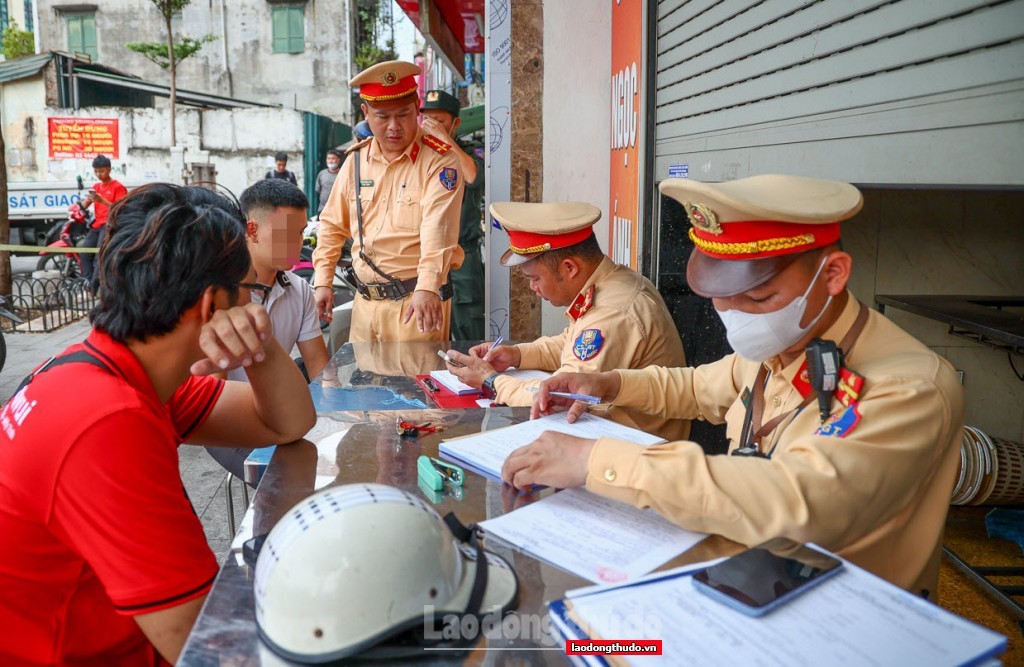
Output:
top-left (92, 155), bottom-right (111, 168)
top-left (274, 152), bottom-right (289, 163)
top-left (326, 149), bottom-right (343, 160)
top-left (534, 233), bottom-right (604, 272)
top-left (240, 179), bottom-right (309, 218)
top-left (90, 183), bottom-right (250, 342)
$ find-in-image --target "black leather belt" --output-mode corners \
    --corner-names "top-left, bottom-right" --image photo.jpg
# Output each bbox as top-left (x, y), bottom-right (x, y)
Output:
top-left (353, 275), bottom-right (453, 302)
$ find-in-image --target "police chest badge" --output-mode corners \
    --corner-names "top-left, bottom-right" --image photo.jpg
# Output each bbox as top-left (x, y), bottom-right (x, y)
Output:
top-left (573, 329), bottom-right (605, 361)
top-left (439, 168), bottom-right (458, 191)
top-left (815, 404), bottom-right (861, 438)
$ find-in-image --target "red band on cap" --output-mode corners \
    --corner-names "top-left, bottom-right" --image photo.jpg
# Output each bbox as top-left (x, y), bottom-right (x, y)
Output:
top-left (507, 227), bottom-right (594, 256)
top-left (359, 75), bottom-right (418, 102)
top-left (691, 220), bottom-right (841, 260)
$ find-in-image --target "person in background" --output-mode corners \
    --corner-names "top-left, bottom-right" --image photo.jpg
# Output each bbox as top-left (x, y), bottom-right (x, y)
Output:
top-left (265, 152), bottom-right (298, 185)
top-left (420, 89), bottom-right (486, 340)
top-left (0, 183), bottom-right (315, 665)
top-left (444, 201), bottom-right (689, 441)
top-left (79, 154), bottom-right (127, 290)
top-left (204, 179), bottom-right (329, 481)
top-left (315, 149), bottom-right (343, 216)
top-left (313, 60), bottom-right (464, 342)
top-left (507, 174), bottom-right (963, 598)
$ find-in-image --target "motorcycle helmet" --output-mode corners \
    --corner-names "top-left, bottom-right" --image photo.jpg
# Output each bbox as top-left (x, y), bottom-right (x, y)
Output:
top-left (254, 483), bottom-right (518, 663)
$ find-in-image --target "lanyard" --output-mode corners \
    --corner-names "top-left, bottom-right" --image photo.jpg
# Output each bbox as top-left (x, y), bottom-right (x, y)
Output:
top-left (733, 302), bottom-right (869, 458)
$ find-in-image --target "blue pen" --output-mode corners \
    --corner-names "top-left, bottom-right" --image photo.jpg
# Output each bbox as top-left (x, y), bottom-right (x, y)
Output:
top-left (526, 387), bottom-right (602, 404)
top-left (484, 336), bottom-right (503, 359)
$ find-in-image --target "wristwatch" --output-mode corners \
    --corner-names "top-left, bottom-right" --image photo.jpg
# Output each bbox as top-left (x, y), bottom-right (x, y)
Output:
top-left (481, 373), bottom-right (500, 400)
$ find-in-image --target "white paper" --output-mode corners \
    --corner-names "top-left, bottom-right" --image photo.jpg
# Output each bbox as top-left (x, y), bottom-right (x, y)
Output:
top-left (565, 557), bottom-right (1006, 666)
top-left (480, 488), bottom-right (706, 584)
top-left (429, 369), bottom-right (481, 395)
top-left (439, 411), bottom-right (663, 479)
top-left (502, 368), bottom-right (553, 382)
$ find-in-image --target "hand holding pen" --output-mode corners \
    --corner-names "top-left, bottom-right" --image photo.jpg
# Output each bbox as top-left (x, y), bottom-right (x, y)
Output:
top-left (469, 337), bottom-right (520, 371)
top-left (529, 370), bottom-right (623, 422)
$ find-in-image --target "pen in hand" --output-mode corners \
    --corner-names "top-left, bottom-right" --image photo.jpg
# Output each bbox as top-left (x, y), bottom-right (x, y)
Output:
top-left (526, 387), bottom-right (602, 405)
top-left (484, 336), bottom-right (503, 361)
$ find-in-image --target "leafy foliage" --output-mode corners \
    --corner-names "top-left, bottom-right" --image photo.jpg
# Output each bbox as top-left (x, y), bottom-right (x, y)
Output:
top-left (1, 22), bottom-right (34, 61)
top-left (353, 0), bottom-right (397, 72)
top-left (126, 35), bottom-right (217, 69)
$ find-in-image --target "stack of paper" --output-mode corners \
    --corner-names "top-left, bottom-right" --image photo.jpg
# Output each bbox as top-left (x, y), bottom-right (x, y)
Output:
top-left (429, 369), bottom-right (481, 395)
top-left (548, 552), bottom-right (1008, 666)
top-left (439, 411), bottom-right (662, 480)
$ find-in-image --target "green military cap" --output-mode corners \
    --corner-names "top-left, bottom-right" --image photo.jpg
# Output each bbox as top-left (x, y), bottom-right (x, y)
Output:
top-left (420, 90), bottom-right (462, 118)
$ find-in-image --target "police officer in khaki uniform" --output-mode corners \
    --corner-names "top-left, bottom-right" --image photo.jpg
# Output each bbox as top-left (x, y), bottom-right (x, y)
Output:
top-left (313, 61), bottom-right (464, 342)
top-left (444, 201), bottom-right (689, 441)
top-left (502, 175), bottom-right (964, 598)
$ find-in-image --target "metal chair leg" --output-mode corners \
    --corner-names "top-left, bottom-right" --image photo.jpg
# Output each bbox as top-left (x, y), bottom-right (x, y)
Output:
top-left (225, 472), bottom-right (237, 536)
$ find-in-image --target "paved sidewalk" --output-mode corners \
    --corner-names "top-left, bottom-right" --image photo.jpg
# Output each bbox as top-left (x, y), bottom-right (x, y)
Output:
top-left (1, 318), bottom-right (241, 562)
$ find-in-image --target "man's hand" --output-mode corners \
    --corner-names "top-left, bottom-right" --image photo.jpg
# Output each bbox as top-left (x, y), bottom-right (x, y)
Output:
top-left (314, 286), bottom-right (334, 322)
top-left (403, 290), bottom-right (442, 333)
top-left (420, 115), bottom-right (453, 143)
top-left (191, 303), bottom-right (273, 376)
top-left (501, 431), bottom-right (595, 491)
top-left (469, 342), bottom-right (520, 371)
top-left (444, 349), bottom-right (496, 389)
top-left (92, 192), bottom-right (111, 206)
top-left (531, 371), bottom-right (623, 422)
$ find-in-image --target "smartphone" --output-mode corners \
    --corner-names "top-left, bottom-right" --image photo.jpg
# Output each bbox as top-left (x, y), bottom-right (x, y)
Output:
top-left (436, 349), bottom-right (465, 367)
top-left (691, 543), bottom-right (843, 616)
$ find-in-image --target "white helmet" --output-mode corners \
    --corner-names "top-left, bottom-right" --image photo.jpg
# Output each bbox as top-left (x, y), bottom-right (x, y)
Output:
top-left (254, 483), bottom-right (519, 662)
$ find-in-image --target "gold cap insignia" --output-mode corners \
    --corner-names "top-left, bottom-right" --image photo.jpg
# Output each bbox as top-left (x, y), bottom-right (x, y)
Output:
top-left (381, 70), bottom-right (398, 86)
top-left (426, 91), bottom-right (439, 102)
top-left (684, 201), bottom-right (722, 235)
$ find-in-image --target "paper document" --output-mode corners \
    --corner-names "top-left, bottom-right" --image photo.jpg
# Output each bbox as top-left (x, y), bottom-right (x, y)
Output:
top-left (554, 553), bottom-right (1007, 666)
top-left (429, 369), bottom-right (481, 395)
top-left (480, 488), bottom-right (706, 583)
top-left (439, 411), bottom-right (663, 480)
top-left (502, 368), bottom-right (553, 382)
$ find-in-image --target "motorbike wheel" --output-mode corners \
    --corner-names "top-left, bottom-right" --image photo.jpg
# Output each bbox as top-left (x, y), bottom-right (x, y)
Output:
top-left (37, 254), bottom-right (80, 278)
top-left (0, 331), bottom-right (6, 375)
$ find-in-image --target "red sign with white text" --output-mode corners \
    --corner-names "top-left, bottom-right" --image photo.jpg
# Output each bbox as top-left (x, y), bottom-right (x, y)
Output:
top-left (609, 0), bottom-right (644, 269)
top-left (48, 117), bottom-right (120, 159)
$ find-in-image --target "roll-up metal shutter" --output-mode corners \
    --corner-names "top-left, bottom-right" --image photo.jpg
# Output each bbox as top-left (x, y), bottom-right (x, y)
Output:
top-left (654, 0), bottom-right (1024, 186)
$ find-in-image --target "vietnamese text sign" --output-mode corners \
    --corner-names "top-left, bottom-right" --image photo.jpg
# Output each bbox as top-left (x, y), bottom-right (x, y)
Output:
top-left (610, 0), bottom-right (644, 270)
top-left (48, 117), bottom-right (120, 159)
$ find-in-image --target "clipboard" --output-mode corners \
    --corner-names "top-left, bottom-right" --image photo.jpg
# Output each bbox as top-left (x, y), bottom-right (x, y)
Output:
top-left (415, 375), bottom-right (493, 409)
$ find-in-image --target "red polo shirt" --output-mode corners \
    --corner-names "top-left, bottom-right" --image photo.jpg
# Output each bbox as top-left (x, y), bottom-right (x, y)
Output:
top-left (92, 179), bottom-right (128, 228)
top-left (0, 330), bottom-right (223, 666)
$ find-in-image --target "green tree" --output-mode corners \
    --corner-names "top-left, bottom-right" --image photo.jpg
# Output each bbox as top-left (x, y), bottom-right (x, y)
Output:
top-left (353, 0), bottom-right (397, 72)
top-left (125, 1), bottom-right (216, 147)
top-left (1, 21), bottom-right (35, 61)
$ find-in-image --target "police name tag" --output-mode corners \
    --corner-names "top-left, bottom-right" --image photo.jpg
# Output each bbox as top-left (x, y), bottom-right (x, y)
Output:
top-left (359, 179), bottom-right (374, 187)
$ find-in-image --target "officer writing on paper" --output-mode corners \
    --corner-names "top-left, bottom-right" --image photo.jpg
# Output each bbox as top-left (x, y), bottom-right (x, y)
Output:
top-left (505, 175), bottom-right (964, 597)
top-left (443, 202), bottom-right (688, 441)
top-left (313, 60), bottom-right (464, 342)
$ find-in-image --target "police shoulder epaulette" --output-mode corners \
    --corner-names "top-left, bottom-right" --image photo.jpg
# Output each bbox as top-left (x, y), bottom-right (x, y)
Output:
top-left (344, 137), bottom-right (373, 155)
top-left (421, 134), bottom-right (452, 155)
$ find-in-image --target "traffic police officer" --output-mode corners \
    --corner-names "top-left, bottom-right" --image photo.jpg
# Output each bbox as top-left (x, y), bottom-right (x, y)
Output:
top-left (503, 175), bottom-right (964, 597)
top-left (420, 89), bottom-right (486, 340)
top-left (445, 201), bottom-right (689, 441)
top-left (313, 61), bottom-right (464, 342)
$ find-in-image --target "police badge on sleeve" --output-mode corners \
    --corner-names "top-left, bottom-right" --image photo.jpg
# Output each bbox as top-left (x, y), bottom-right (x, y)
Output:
top-left (439, 168), bottom-right (458, 191)
top-left (816, 404), bottom-right (861, 438)
top-left (573, 329), bottom-right (605, 361)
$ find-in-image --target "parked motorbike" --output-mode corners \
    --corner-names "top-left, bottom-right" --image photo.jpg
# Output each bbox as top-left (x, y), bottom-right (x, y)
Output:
top-left (0, 296), bottom-right (25, 374)
top-left (37, 202), bottom-right (91, 279)
top-left (289, 218), bottom-right (355, 333)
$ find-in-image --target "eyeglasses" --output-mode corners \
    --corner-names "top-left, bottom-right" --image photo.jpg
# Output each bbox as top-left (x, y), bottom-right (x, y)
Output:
top-left (238, 282), bottom-right (272, 306)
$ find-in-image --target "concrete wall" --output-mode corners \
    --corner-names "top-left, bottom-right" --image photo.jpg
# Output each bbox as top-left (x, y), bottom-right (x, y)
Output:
top-left (2, 76), bottom-right (307, 197)
top-left (539, 0), bottom-right (612, 336)
top-left (34, 0), bottom-right (351, 122)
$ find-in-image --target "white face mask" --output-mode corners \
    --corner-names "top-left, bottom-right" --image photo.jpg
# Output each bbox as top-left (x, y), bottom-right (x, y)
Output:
top-left (716, 256), bottom-right (833, 362)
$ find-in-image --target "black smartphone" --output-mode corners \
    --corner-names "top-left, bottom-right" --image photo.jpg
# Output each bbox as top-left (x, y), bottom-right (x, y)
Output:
top-left (691, 543), bottom-right (843, 616)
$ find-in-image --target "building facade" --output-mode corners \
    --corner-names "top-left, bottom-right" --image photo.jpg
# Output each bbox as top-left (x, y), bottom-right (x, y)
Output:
top-left (32, 0), bottom-right (352, 121)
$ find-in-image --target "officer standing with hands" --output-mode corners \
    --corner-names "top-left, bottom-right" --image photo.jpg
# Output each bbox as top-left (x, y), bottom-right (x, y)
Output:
top-left (505, 174), bottom-right (963, 598)
top-left (313, 61), bottom-right (464, 342)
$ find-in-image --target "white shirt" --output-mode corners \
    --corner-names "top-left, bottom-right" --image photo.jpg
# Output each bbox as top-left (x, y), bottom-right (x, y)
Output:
top-left (227, 270), bottom-right (321, 382)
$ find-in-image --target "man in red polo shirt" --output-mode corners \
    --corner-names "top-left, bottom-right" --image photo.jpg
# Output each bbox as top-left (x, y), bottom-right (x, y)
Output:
top-left (0, 184), bottom-right (316, 665)
top-left (79, 154), bottom-right (128, 289)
